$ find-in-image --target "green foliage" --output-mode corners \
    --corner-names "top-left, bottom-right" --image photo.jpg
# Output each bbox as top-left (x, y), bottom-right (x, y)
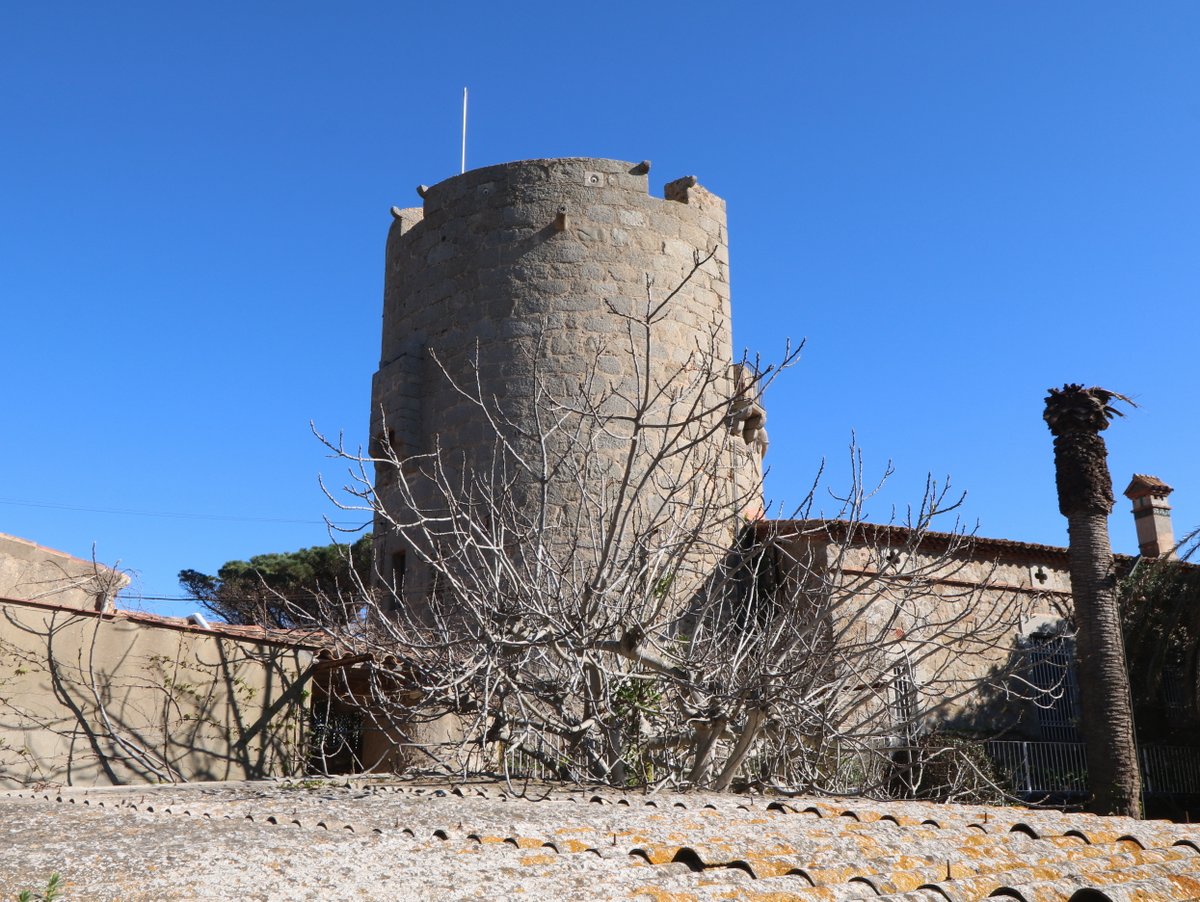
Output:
top-left (612, 675), bottom-right (664, 786)
top-left (15, 872), bottom-right (62, 902)
top-left (178, 534), bottom-right (373, 627)
top-left (1119, 529), bottom-right (1200, 735)
top-left (901, 731), bottom-right (1008, 805)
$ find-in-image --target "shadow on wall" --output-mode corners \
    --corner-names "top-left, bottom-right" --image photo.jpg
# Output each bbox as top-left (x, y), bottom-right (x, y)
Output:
top-left (0, 601), bottom-right (315, 787)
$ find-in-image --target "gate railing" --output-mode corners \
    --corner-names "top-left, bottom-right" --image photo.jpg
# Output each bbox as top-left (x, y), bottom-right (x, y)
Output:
top-left (987, 740), bottom-right (1088, 795)
top-left (987, 740), bottom-right (1200, 798)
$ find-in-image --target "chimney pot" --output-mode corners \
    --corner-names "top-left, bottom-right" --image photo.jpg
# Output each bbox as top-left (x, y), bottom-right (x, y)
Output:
top-left (1123, 474), bottom-right (1176, 558)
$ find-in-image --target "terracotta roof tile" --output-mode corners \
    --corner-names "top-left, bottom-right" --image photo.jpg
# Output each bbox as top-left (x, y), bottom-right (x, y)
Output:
top-left (1124, 473), bottom-right (1175, 498)
top-left (2, 783), bottom-right (1197, 899)
top-left (0, 594), bottom-right (329, 649)
top-left (761, 518), bottom-right (1075, 563)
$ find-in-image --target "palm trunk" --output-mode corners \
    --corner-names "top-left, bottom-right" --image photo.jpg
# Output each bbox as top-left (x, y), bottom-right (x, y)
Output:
top-left (1064, 509), bottom-right (1141, 817)
top-left (1045, 384), bottom-right (1141, 817)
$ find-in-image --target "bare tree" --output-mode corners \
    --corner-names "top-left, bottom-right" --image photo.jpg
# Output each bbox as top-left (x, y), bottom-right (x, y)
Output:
top-left (1044, 384), bottom-right (1141, 817)
top-left (314, 266), bottom-right (1027, 796)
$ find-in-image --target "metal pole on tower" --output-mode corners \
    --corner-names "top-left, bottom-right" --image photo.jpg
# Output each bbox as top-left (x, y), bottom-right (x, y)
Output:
top-left (461, 87), bottom-right (468, 174)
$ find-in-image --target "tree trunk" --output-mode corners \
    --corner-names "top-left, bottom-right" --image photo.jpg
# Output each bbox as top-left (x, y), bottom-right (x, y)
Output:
top-left (1064, 509), bottom-right (1142, 817)
top-left (711, 706), bottom-right (766, 791)
top-left (1045, 384), bottom-right (1141, 817)
top-left (687, 716), bottom-right (727, 786)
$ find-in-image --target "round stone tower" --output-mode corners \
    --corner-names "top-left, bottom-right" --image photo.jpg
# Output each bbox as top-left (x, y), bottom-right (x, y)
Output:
top-left (370, 157), bottom-right (758, 605)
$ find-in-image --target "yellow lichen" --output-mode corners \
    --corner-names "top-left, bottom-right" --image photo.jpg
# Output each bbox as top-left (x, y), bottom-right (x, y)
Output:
top-left (551, 838), bottom-right (591, 854)
top-left (627, 886), bottom-right (698, 902)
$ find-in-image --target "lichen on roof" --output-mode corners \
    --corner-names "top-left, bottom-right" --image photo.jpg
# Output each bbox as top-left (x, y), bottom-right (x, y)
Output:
top-left (2, 781), bottom-right (1197, 900)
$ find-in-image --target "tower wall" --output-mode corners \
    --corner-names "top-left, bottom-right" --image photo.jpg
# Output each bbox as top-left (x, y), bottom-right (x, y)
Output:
top-left (369, 157), bottom-right (753, 601)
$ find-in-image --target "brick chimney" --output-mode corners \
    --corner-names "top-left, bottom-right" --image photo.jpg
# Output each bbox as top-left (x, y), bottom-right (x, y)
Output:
top-left (1123, 474), bottom-right (1177, 558)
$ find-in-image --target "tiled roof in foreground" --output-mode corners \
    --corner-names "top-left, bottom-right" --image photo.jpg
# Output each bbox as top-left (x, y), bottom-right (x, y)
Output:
top-left (2, 782), bottom-right (1198, 900)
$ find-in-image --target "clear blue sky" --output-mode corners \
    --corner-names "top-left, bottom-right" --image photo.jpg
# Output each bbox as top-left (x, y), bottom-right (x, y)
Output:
top-left (3, 3), bottom-right (1197, 615)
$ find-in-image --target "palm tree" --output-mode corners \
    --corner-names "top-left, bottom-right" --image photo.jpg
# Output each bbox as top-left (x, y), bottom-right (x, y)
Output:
top-left (1044, 384), bottom-right (1141, 816)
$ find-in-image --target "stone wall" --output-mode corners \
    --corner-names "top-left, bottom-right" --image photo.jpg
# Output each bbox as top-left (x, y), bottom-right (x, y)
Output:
top-left (0, 600), bottom-right (313, 787)
top-left (771, 525), bottom-right (1075, 741)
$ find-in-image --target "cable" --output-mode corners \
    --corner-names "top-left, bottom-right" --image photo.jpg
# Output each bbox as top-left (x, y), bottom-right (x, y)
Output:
top-left (0, 497), bottom-right (364, 527)
top-left (133, 594), bottom-right (361, 603)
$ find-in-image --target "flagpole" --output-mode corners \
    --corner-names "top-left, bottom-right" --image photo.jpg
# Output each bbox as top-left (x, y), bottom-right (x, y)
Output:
top-left (461, 87), bottom-right (468, 174)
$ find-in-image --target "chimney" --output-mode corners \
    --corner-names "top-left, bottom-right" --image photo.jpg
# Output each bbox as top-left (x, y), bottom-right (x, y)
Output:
top-left (1123, 474), bottom-right (1177, 558)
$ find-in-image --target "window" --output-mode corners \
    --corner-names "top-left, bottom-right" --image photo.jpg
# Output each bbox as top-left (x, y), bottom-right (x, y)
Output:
top-left (1027, 634), bottom-right (1080, 742)
top-left (890, 658), bottom-right (918, 744)
top-left (391, 549), bottom-right (406, 594)
top-left (1161, 659), bottom-right (1192, 717)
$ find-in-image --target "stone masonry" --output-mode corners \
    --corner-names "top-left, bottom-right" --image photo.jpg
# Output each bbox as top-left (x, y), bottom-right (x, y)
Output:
top-left (370, 158), bottom-right (759, 606)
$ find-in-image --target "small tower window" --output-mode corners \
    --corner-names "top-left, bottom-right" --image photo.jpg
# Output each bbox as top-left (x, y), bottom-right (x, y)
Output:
top-left (391, 550), bottom-right (406, 594)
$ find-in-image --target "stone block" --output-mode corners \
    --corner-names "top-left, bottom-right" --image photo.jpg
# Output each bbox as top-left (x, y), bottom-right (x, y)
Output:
top-left (585, 204), bottom-right (616, 224)
top-left (617, 208), bottom-right (646, 227)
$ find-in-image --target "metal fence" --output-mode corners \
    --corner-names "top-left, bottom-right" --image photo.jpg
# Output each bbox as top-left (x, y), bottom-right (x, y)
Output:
top-left (988, 740), bottom-right (1200, 799)
top-left (1141, 744), bottom-right (1200, 795)
top-left (498, 738), bottom-right (561, 781)
top-left (987, 740), bottom-right (1088, 796)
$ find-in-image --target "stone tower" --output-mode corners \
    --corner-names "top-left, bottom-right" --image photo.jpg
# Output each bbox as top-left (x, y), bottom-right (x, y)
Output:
top-left (370, 157), bottom-right (759, 606)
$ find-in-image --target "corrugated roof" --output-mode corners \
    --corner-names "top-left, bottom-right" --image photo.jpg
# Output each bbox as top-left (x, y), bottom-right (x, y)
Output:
top-left (2, 782), bottom-right (1197, 900)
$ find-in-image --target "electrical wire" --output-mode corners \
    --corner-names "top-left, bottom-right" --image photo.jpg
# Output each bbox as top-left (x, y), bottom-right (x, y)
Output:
top-left (0, 497), bottom-right (363, 527)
